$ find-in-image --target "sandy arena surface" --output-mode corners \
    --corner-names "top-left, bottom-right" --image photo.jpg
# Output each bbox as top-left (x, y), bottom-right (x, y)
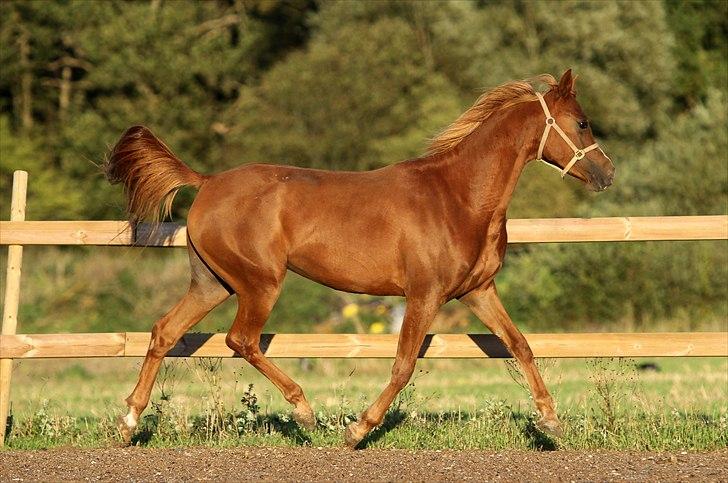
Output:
top-left (1, 447), bottom-right (727, 482)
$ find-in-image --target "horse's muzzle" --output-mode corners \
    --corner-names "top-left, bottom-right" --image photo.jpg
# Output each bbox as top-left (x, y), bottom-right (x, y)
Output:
top-left (589, 166), bottom-right (615, 192)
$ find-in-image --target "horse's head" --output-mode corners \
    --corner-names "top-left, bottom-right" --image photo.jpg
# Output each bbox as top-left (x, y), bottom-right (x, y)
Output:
top-left (537, 70), bottom-right (615, 191)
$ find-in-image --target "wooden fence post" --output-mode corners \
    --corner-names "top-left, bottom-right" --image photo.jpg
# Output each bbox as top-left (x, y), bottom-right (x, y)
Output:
top-left (0, 170), bottom-right (28, 446)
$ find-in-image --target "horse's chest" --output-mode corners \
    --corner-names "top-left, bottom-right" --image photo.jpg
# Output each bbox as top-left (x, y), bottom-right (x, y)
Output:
top-left (454, 222), bottom-right (508, 296)
top-left (478, 227), bottom-right (508, 278)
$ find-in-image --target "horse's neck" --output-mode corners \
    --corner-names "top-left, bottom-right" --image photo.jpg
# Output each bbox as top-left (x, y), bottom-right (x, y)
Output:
top-left (434, 103), bottom-right (539, 221)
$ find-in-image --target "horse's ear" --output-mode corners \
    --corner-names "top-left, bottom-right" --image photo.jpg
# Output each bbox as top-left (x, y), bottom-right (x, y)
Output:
top-left (557, 69), bottom-right (576, 97)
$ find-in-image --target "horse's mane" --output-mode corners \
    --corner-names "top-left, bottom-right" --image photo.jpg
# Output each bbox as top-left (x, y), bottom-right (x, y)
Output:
top-left (426, 74), bottom-right (558, 156)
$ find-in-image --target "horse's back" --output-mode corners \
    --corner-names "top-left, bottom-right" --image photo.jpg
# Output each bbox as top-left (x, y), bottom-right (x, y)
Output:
top-left (185, 163), bottom-right (419, 294)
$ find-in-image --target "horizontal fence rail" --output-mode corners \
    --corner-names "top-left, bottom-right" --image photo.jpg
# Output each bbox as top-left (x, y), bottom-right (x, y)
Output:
top-left (2, 332), bottom-right (727, 359)
top-left (1, 215), bottom-right (727, 246)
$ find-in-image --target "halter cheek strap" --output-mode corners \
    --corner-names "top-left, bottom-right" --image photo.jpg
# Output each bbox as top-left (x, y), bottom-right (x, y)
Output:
top-left (535, 92), bottom-right (603, 178)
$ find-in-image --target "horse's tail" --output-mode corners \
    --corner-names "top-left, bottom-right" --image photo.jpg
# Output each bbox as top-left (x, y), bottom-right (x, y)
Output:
top-left (105, 125), bottom-right (206, 224)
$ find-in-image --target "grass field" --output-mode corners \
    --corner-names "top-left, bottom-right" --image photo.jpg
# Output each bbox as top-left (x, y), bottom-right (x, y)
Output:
top-left (4, 356), bottom-right (726, 451)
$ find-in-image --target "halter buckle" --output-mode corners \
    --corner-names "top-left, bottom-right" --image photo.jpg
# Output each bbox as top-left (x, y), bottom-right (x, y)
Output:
top-left (575, 150), bottom-right (584, 159)
top-left (546, 118), bottom-right (555, 125)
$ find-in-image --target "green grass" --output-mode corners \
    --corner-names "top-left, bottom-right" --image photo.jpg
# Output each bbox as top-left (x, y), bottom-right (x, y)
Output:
top-left (4, 357), bottom-right (727, 450)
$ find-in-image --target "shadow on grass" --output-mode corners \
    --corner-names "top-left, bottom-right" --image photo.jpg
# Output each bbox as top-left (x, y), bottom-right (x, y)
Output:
top-left (130, 413), bottom-right (163, 446)
top-left (355, 410), bottom-right (558, 451)
top-left (512, 412), bottom-right (558, 451)
top-left (131, 412), bottom-right (313, 447)
top-left (356, 410), bottom-right (408, 449)
top-left (130, 425), bottom-right (154, 446)
top-left (265, 415), bottom-right (312, 446)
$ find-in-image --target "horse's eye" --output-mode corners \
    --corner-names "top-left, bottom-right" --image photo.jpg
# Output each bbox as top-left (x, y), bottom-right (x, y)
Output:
top-left (578, 120), bottom-right (589, 130)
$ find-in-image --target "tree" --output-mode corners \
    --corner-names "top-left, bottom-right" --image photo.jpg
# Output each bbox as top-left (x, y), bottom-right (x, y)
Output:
top-left (664, 0), bottom-right (728, 108)
top-left (1, 0), bottom-right (271, 219)
top-left (220, 11), bottom-right (462, 171)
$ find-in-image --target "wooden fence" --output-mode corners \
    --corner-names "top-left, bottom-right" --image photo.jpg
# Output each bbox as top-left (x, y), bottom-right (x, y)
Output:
top-left (1, 170), bottom-right (727, 445)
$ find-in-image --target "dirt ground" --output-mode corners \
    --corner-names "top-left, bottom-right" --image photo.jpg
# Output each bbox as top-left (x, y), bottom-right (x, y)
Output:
top-left (1, 448), bottom-right (726, 482)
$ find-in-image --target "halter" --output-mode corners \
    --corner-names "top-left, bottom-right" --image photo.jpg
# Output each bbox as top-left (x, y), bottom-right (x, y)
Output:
top-left (535, 92), bottom-right (602, 178)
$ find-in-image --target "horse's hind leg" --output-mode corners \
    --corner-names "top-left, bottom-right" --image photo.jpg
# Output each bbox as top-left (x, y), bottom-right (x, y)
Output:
top-left (117, 245), bottom-right (230, 443)
top-left (225, 282), bottom-right (316, 430)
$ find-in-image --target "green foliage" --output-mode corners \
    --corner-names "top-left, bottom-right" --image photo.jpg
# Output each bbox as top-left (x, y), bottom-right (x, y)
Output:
top-left (500, 240), bottom-right (727, 331)
top-left (664, 0), bottom-right (728, 108)
top-left (425, 0), bottom-right (674, 140)
top-left (222, 13), bottom-right (461, 170)
top-left (0, 116), bottom-right (84, 220)
top-left (619, 89), bottom-right (728, 216)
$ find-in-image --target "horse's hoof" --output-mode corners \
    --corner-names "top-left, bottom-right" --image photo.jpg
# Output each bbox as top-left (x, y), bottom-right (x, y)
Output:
top-left (292, 405), bottom-right (316, 431)
top-left (344, 422), bottom-right (365, 449)
top-left (116, 415), bottom-right (134, 445)
top-left (536, 416), bottom-right (563, 438)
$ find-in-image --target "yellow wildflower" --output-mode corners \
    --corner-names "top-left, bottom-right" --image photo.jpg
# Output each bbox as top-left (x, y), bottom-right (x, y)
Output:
top-left (342, 303), bottom-right (359, 319)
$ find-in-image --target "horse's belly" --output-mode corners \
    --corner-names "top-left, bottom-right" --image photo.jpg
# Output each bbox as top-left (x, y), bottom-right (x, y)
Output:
top-left (287, 248), bottom-right (405, 296)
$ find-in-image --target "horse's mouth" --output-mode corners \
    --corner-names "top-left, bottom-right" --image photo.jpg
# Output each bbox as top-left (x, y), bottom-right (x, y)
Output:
top-left (586, 167), bottom-right (615, 192)
top-left (588, 177), bottom-right (613, 192)
top-left (542, 157), bottom-right (613, 192)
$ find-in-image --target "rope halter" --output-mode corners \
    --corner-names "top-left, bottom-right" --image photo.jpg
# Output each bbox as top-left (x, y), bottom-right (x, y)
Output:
top-left (535, 92), bottom-right (602, 178)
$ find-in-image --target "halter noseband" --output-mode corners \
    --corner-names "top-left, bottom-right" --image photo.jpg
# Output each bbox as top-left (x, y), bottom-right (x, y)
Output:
top-left (535, 92), bottom-right (602, 178)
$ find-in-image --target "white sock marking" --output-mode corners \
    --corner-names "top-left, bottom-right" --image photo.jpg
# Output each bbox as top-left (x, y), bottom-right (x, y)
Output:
top-left (123, 412), bottom-right (137, 428)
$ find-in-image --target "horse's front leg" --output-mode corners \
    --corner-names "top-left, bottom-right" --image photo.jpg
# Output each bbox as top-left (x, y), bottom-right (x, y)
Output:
top-left (345, 294), bottom-right (440, 448)
top-left (461, 283), bottom-right (562, 436)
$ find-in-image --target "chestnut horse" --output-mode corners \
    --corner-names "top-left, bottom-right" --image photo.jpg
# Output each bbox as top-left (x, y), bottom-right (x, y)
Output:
top-left (107, 70), bottom-right (614, 447)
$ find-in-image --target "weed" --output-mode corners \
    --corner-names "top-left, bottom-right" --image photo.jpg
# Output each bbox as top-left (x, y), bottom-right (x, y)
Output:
top-left (504, 359), bottom-right (530, 396)
top-left (391, 369), bottom-right (435, 422)
top-left (317, 366), bottom-right (357, 430)
top-left (586, 358), bottom-right (638, 442)
top-left (142, 360), bottom-right (186, 440)
top-left (235, 384), bottom-right (260, 434)
top-left (189, 358), bottom-right (227, 441)
top-left (14, 400), bottom-right (77, 442)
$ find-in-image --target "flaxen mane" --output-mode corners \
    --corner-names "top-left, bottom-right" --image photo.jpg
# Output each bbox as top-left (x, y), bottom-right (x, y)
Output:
top-left (426, 74), bottom-right (558, 156)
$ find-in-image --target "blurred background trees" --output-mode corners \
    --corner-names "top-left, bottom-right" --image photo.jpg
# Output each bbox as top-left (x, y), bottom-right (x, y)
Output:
top-left (0, 0), bottom-right (726, 333)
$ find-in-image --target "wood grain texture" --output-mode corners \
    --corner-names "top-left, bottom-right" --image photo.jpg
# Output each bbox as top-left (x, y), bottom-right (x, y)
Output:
top-left (0, 221), bottom-right (185, 246)
top-left (1, 333), bottom-right (126, 358)
top-left (2, 332), bottom-right (726, 359)
top-left (1, 216), bottom-right (726, 246)
top-left (1, 171), bottom-right (28, 446)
